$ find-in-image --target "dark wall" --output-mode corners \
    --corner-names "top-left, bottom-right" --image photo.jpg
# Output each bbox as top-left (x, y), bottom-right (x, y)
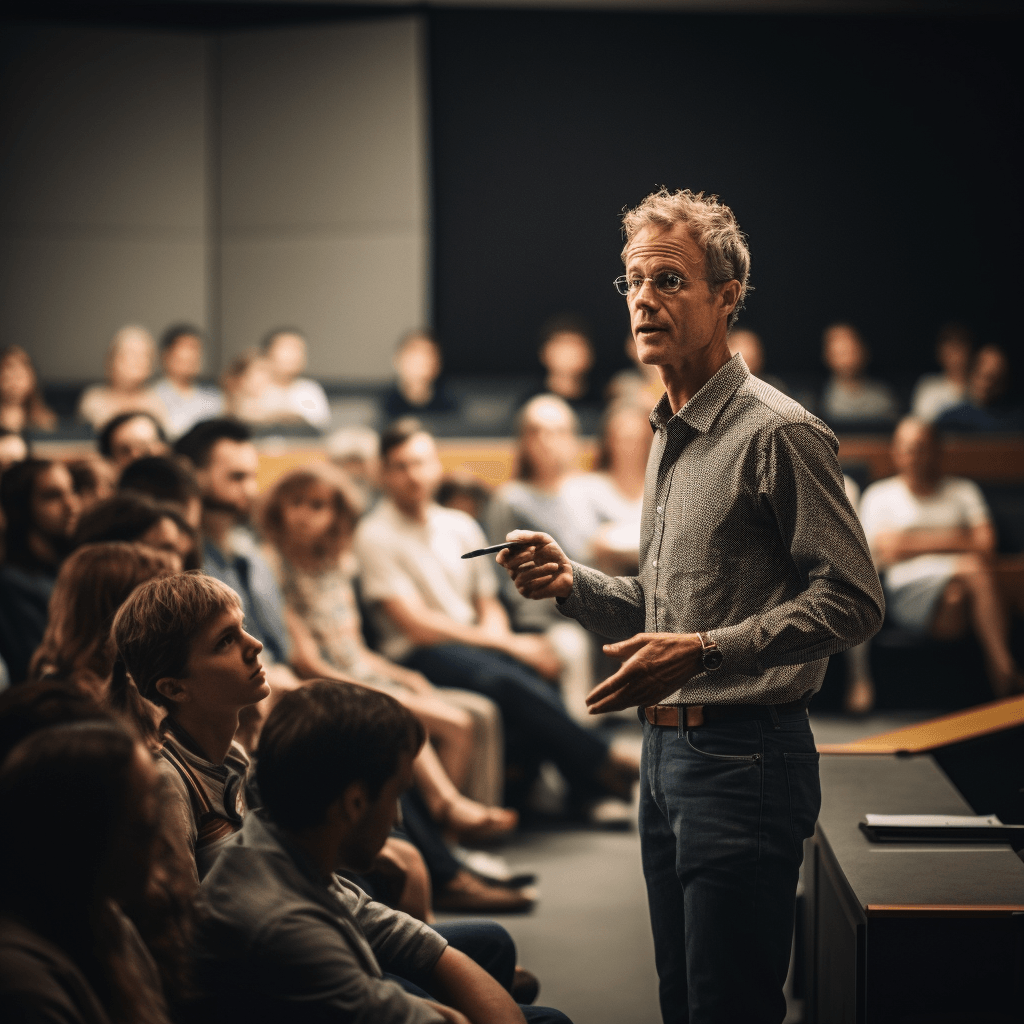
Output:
top-left (429, 11), bottom-right (1023, 382)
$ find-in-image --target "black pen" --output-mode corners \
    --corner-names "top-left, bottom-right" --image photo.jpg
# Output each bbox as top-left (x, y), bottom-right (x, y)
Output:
top-left (460, 541), bottom-right (535, 560)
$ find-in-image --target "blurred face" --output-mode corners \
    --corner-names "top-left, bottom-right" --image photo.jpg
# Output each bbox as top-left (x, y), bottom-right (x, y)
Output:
top-left (624, 223), bottom-right (725, 369)
top-left (280, 480), bottom-right (341, 550)
top-left (382, 432), bottom-right (443, 515)
top-left (395, 337), bottom-right (441, 386)
top-left (0, 433), bottom-right (28, 471)
top-left (340, 750), bottom-right (415, 873)
top-left (267, 333), bottom-right (307, 381)
top-left (0, 354), bottom-right (34, 403)
top-left (727, 330), bottom-right (764, 376)
top-left (969, 347), bottom-right (1008, 407)
top-left (177, 604), bottom-right (269, 712)
top-left (937, 337), bottom-right (971, 379)
top-left (520, 399), bottom-right (577, 479)
top-left (31, 463), bottom-right (80, 541)
top-left (138, 516), bottom-right (190, 571)
top-left (605, 409), bottom-right (653, 471)
top-left (892, 419), bottom-right (940, 481)
top-left (110, 336), bottom-right (154, 390)
top-left (541, 333), bottom-right (593, 376)
top-left (162, 335), bottom-right (203, 384)
top-left (824, 328), bottom-right (867, 379)
top-left (109, 416), bottom-right (167, 471)
top-left (199, 439), bottom-right (260, 519)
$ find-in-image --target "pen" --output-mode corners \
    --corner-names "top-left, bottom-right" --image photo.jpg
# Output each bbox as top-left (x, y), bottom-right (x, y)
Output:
top-left (460, 541), bottom-right (535, 560)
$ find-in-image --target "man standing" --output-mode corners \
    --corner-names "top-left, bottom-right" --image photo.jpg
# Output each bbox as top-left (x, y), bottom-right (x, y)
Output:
top-left (500, 189), bottom-right (883, 1024)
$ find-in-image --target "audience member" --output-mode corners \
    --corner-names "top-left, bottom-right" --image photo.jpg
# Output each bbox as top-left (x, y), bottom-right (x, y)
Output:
top-left (67, 456), bottom-right (117, 512)
top-left (911, 323), bottom-right (973, 422)
top-left (77, 325), bottom-right (169, 431)
top-left (606, 334), bottom-right (664, 412)
top-left (194, 680), bottom-right (571, 1023)
top-left (384, 330), bottom-right (458, 419)
top-left (859, 417), bottom-right (1024, 697)
top-left (523, 316), bottom-right (599, 411)
top-left (487, 396), bottom-right (603, 721)
top-left (327, 424), bottom-right (383, 508)
top-left (260, 463), bottom-right (511, 827)
top-left (153, 324), bottom-right (224, 438)
top-left (220, 350), bottom-right (275, 424)
top-left (936, 344), bottom-right (1024, 433)
top-left (99, 411), bottom-right (170, 474)
top-left (0, 720), bottom-right (175, 1024)
top-left (727, 328), bottom-right (788, 394)
top-left (582, 403), bottom-right (652, 578)
top-left (437, 474), bottom-right (492, 526)
top-left (119, 454), bottom-right (204, 529)
top-left (259, 327), bottom-right (332, 429)
top-left (0, 459), bottom-right (80, 684)
top-left (0, 428), bottom-right (28, 472)
top-left (355, 419), bottom-right (638, 812)
top-left (75, 492), bottom-right (198, 570)
top-left (0, 345), bottom-right (56, 434)
top-left (820, 322), bottom-right (899, 425)
top-left (29, 542), bottom-right (178, 700)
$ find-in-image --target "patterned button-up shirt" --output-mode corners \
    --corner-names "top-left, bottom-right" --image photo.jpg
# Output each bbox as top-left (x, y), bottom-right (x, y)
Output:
top-left (560, 354), bottom-right (884, 706)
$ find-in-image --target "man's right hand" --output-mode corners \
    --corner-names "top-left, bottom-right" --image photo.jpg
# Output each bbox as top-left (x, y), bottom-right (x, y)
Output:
top-left (496, 531), bottom-right (574, 601)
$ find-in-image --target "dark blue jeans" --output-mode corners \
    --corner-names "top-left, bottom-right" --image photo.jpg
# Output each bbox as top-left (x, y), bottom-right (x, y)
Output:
top-left (639, 709), bottom-right (820, 1024)
top-left (405, 643), bottom-right (608, 793)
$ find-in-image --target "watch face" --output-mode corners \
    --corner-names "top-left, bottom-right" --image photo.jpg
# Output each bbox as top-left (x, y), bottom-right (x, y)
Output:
top-left (703, 648), bottom-right (724, 671)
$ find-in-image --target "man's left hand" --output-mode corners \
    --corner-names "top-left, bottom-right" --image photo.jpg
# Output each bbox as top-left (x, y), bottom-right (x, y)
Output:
top-left (586, 632), bottom-right (704, 714)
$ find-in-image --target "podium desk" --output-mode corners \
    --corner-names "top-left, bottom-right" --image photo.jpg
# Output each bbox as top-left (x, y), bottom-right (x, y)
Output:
top-left (804, 754), bottom-right (1024, 1023)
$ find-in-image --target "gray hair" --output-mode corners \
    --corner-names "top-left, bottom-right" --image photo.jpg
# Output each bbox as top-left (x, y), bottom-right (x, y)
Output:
top-left (621, 188), bottom-right (751, 327)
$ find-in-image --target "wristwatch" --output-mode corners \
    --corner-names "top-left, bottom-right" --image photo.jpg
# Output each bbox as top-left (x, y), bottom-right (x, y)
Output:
top-left (698, 632), bottom-right (724, 672)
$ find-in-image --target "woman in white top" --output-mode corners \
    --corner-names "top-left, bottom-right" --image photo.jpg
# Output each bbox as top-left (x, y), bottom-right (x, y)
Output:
top-left (910, 324), bottom-right (972, 422)
top-left (859, 417), bottom-right (1023, 697)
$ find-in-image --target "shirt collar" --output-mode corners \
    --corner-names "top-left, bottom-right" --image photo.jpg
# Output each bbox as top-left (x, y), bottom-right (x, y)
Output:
top-left (650, 353), bottom-right (750, 435)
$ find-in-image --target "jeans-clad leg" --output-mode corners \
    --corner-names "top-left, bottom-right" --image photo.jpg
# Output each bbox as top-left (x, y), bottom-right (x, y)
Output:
top-left (405, 643), bottom-right (608, 789)
top-left (640, 712), bottom-right (820, 1024)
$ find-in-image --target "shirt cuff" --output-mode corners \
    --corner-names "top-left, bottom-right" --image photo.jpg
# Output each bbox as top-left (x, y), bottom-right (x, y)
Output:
top-left (705, 617), bottom-right (762, 677)
top-left (556, 560), bottom-right (601, 620)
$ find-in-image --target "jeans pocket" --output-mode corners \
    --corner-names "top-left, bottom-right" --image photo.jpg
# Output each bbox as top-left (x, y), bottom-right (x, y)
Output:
top-left (783, 751), bottom-right (821, 859)
top-left (684, 726), bottom-right (762, 763)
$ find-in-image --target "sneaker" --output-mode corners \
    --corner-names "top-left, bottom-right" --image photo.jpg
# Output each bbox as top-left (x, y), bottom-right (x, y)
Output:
top-left (452, 847), bottom-right (538, 888)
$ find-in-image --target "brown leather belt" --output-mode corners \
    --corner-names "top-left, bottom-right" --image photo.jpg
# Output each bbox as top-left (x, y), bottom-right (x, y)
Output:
top-left (645, 698), bottom-right (810, 729)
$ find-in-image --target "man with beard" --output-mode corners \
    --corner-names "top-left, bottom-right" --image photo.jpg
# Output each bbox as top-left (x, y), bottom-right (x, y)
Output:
top-left (0, 459), bottom-right (81, 683)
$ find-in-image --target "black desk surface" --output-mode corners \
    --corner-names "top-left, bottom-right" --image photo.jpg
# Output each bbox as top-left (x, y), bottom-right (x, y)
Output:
top-left (818, 753), bottom-right (1024, 911)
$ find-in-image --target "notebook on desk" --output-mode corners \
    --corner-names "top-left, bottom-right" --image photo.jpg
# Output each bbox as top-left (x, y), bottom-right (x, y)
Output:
top-left (859, 813), bottom-right (1024, 848)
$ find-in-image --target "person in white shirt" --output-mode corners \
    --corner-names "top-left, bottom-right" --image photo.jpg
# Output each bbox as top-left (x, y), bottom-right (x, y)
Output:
top-left (910, 324), bottom-right (972, 422)
top-left (859, 417), bottom-right (1024, 697)
top-left (153, 325), bottom-right (224, 438)
top-left (259, 328), bottom-right (331, 429)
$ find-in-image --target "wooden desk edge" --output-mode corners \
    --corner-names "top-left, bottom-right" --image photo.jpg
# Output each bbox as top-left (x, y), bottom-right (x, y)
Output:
top-left (865, 904), bottom-right (1024, 918)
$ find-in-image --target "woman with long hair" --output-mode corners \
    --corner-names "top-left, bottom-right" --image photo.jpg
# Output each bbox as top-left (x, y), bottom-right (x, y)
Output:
top-left (260, 463), bottom-right (515, 842)
top-left (0, 345), bottom-right (57, 434)
top-left (29, 541), bottom-right (178, 702)
top-left (0, 720), bottom-right (174, 1024)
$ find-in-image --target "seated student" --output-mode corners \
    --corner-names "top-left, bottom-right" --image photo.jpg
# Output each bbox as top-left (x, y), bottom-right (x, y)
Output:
top-left (820, 322), bottom-right (899, 426)
top-left (356, 419), bottom-right (638, 812)
top-left (99, 411), bottom-right (170, 475)
top-left (327, 425), bottom-right (383, 510)
top-left (0, 720), bottom-right (175, 1024)
top-left (259, 327), bottom-right (332, 430)
top-left (260, 463), bottom-right (510, 829)
top-left (29, 541), bottom-right (178, 701)
top-left (153, 324), bottom-right (224, 438)
top-left (383, 330), bottom-right (458, 419)
top-left (726, 327), bottom-right (788, 395)
top-left (0, 459), bottom-right (80, 684)
top-left (520, 317), bottom-right (600, 414)
top-left (0, 345), bottom-right (57, 435)
top-left (936, 344), bottom-right (1024, 433)
top-left (119, 453), bottom-right (204, 530)
top-left (77, 324), bottom-right (169, 432)
top-left (859, 417), bottom-right (1024, 697)
top-left (195, 679), bottom-right (571, 1024)
top-left (911, 323), bottom-right (973, 422)
top-left (67, 456), bottom-right (117, 512)
top-left (75, 492), bottom-right (198, 571)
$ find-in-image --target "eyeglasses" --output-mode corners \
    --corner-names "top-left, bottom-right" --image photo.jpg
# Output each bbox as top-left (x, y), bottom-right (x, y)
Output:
top-left (613, 272), bottom-right (706, 297)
